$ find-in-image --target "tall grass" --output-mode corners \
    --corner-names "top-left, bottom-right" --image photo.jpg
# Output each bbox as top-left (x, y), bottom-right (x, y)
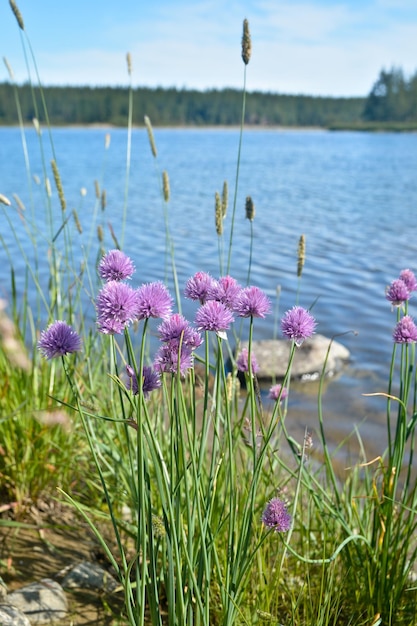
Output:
top-left (2, 4), bottom-right (417, 626)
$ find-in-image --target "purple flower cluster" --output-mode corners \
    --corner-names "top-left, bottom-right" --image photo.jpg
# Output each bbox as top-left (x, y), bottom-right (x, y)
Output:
top-left (385, 269), bottom-right (417, 343)
top-left (96, 250), bottom-right (173, 334)
top-left (281, 306), bottom-right (316, 346)
top-left (185, 272), bottom-right (271, 324)
top-left (38, 320), bottom-right (82, 359)
top-left (96, 281), bottom-right (139, 334)
top-left (98, 249), bottom-right (135, 282)
top-left (386, 269), bottom-right (417, 307)
top-left (236, 347), bottom-right (259, 374)
top-left (154, 314), bottom-right (202, 376)
top-left (268, 384), bottom-right (288, 402)
top-left (195, 300), bottom-right (234, 339)
top-left (262, 497), bottom-right (292, 533)
top-left (126, 364), bottom-right (161, 398)
top-left (393, 315), bottom-right (417, 344)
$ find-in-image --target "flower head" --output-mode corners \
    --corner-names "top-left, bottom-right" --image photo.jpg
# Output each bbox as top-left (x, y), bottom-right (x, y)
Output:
top-left (210, 275), bottom-right (242, 309)
top-left (195, 300), bottom-right (234, 339)
top-left (281, 306), bottom-right (316, 346)
top-left (386, 279), bottom-right (410, 307)
top-left (158, 313), bottom-right (202, 349)
top-left (393, 315), bottom-right (417, 343)
top-left (96, 280), bottom-right (138, 334)
top-left (234, 286), bottom-right (271, 318)
top-left (126, 364), bottom-right (161, 397)
top-left (262, 497), bottom-right (292, 533)
top-left (135, 282), bottom-right (173, 320)
top-left (154, 341), bottom-right (194, 376)
top-left (399, 269), bottom-right (417, 293)
top-left (98, 249), bottom-right (135, 282)
top-left (38, 320), bottom-right (82, 359)
top-left (268, 384), bottom-right (288, 402)
top-left (236, 347), bottom-right (259, 374)
top-left (184, 272), bottom-right (217, 304)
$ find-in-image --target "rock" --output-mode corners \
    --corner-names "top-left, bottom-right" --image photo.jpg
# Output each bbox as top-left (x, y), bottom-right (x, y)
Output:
top-left (7, 578), bottom-right (67, 624)
top-left (60, 561), bottom-right (118, 592)
top-left (239, 334), bottom-right (350, 381)
top-left (0, 603), bottom-right (32, 626)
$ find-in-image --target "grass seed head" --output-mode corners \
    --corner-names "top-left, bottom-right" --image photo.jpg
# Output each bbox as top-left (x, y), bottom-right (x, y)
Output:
top-left (51, 160), bottom-right (66, 212)
top-left (297, 234), bottom-right (306, 278)
top-left (215, 191), bottom-right (223, 235)
top-left (144, 115), bottom-right (158, 158)
top-left (162, 170), bottom-right (170, 202)
top-left (245, 195), bottom-right (255, 221)
top-left (241, 19), bottom-right (252, 65)
top-left (222, 180), bottom-right (228, 218)
top-left (9, 0), bottom-right (24, 30)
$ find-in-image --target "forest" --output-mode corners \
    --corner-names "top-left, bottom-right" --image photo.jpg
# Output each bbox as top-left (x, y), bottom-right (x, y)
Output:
top-left (0, 67), bottom-right (415, 128)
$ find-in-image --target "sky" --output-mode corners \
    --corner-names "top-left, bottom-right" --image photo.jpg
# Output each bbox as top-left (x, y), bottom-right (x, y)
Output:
top-left (1, 0), bottom-right (417, 97)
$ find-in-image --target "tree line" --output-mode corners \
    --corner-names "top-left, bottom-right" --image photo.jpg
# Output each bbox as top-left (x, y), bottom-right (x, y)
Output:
top-left (0, 67), bottom-right (415, 128)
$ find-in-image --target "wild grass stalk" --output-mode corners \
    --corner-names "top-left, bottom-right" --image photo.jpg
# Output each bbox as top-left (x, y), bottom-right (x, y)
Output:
top-left (226, 19), bottom-right (251, 275)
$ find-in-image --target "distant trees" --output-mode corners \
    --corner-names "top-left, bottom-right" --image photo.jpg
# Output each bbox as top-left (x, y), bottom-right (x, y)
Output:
top-left (0, 83), bottom-right (364, 127)
top-left (0, 67), bottom-right (415, 127)
top-left (363, 67), bottom-right (417, 122)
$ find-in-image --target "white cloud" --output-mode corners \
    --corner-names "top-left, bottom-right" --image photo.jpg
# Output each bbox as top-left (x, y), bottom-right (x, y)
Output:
top-left (2, 0), bottom-right (416, 96)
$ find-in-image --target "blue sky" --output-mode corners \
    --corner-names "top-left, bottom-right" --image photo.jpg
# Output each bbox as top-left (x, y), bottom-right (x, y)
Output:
top-left (1, 0), bottom-right (417, 96)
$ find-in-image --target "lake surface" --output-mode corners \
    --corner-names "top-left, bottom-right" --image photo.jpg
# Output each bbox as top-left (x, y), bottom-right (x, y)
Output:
top-left (1, 126), bottom-right (417, 455)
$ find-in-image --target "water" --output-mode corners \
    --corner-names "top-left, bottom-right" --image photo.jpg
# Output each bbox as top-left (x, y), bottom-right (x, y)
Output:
top-left (1, 126), bottom-right (417, 453)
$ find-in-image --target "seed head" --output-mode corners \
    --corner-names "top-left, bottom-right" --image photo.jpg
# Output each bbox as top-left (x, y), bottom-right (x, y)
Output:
top-left (215, 191), bottom-right (223, 236)
top-left (0, 194), bottom-right (11, 206)
top-left (222, 180), bottom-right (228, 218)
top-left (126, 52), bottom-right (132, 77)
top-left (51, 160), bottom-right (66, 212)
top-left (9, 0), bottom-right (24, 30)
top-left (245, 195), bottom-right (255, 221)
top-left (144, 115), bottom-right (157, 158)
top-left (3, 57), bottom-right (14, 81)
top-left (73, 210), bottom-right (82, 234)
top-left (241, 19), bottom-right (252, 65)
top-left (162, 170), bottom-right (170, 202)
top-left (297, 234), bottom-right (306, 278)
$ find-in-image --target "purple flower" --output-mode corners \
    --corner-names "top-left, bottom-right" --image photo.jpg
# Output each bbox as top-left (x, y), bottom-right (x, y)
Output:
top-left (268, 384), bottom-right (288, 402)
top-left (184, 272), bottom-right (217, 304)
top-left (386, 279), bottom-right (410, 307)
top-left (262, 497), bottom-right (292, 533)
top-left (98, 249), bottom-right (135, 282)
top-left (135, 282), bottom-right (173, 320)
top-left (234, 286), bottom-right (271, 318)
top-left (393, 315), bottom-right (417, 343)
top-left (281, 306), bottom-right (316, 346)
top-left (126, 364), bottom-right (161, 397)
top-left (158, 313), bottom-right (202, 349)
top-left (38, 320), bottom-right (82, 359)
top-left (211, 276), bottom-right (242, 309)
top-left (236, 347), bottom-right (259, 374)
top-left (96, 280), bottom-right (138, 334)
top-left (195, 300), bottom-right (234, 339)
top-left (154, 341), bottom-right (194, 376)
top-left (399, 269), bottom-right (417, 293)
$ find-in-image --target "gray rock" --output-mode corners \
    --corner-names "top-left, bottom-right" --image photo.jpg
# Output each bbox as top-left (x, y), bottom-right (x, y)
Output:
top-left (61, 561), bottom-right (118, 592)
top-left (7, 578), bottom-right (67, 624)
top-left (0, 603), bottom-right (32, 626)
top-left (240, 334), bottom-right (350, 381)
